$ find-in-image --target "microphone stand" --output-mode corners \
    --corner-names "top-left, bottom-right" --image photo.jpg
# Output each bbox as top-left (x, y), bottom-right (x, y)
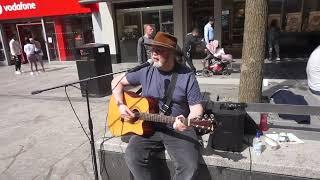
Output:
top-left (31, 69), bottom-right (128, 180)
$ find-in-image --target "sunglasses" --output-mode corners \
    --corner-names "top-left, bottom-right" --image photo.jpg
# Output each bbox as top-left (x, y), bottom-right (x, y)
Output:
top-left (151, 47), bottom-right (166, 54)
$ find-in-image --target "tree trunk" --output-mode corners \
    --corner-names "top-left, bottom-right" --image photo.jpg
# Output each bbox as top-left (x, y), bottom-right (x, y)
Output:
top-left (239, 0), bottom-right (268, 103)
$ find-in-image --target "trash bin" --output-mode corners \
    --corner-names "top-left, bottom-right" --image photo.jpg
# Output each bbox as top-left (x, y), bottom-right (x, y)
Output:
top-left (76, 43), bottom-right (113, 97)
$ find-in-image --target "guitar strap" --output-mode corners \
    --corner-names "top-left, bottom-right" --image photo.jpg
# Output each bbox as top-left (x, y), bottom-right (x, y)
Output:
top-left (135, 87), bottom-right (142, 95)
top-left (160, 72), bottom-right (178, 115)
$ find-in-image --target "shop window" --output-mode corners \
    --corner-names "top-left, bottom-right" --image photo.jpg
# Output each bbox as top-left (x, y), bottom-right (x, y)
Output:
top-left (117, 11), bottom-right (142, 62)
top-left (120, 12), bottom-right (141, 40)
top-left (284, 0), bottom-right (303, 32)
top-left (160, 10), bottom-right (173, 35)
top-left (303, 0), bottom-right (320, 32)
top-left (286, 0), bottom-right (302, 13)
top-left (268, 0), bottom-right (282, 30)
top-left (187, 0), bottom-right (214, 36)
top-left (116, 6), bottom-right (173, 62)
top-left (142, 11), bottom-right (160, 33)
top-left (232, 1), bottom-right (245, 45)
top-left (61, 15), bottom-right (94, 60)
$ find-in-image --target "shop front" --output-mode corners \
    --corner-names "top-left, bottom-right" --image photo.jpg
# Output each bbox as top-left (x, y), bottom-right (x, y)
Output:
top-left (93, 0), bottom-right (320, 64)
top-left (103, 0), bottom-right (172, 62)
top-left (181, 0), bottom-right (320, 59)
top-left (221, 0), bottom-right (320, 58)
top-left (0, 0), bottom-right (98, 65)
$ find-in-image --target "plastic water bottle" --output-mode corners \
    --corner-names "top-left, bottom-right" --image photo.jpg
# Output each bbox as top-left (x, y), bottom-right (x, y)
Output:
top-left (253, 131), bottom-right (262, 155)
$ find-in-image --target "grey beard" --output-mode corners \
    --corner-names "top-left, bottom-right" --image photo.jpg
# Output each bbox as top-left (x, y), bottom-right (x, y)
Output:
top-left (153, 62), bottom-right (161, 68)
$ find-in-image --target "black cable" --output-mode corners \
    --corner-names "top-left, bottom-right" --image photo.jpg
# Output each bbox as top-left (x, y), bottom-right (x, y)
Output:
top-left (84, 80), bottom-right (99, 178)
top-left (65, 85), bottom-right (90, 141)
top-left (247, 136), bottom-right (253, 180)
top-left (65, 84), bottom-right (98, 179)
top-left (99, 136), bottom-right (114, 180)
top-left (65, 70), bottom-right (133, 180)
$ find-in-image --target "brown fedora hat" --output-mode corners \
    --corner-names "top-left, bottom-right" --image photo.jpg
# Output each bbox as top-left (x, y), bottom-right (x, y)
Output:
top-left (143, 32), bottom-right (180, 53)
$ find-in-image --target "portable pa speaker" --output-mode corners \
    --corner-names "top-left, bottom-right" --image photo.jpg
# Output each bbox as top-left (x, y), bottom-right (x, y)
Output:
top-left (209, 103), bottom-right (246, 152)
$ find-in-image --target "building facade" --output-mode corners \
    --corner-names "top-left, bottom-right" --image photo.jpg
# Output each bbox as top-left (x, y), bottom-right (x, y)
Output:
top-left (1, 0), bottom-right (320, 65)
top-left (95, 0), bottom-right (320, 63)
top-left (0, 0), bottom-right (98, 65)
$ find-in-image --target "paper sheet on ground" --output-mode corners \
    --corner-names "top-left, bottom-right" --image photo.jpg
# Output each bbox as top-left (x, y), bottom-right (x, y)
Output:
top-left (265, 133), bottom-right (304, 144)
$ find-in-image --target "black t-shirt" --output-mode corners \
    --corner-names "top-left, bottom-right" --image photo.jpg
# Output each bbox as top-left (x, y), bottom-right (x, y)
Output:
top-left (183, 33), bottom-right (199, 53)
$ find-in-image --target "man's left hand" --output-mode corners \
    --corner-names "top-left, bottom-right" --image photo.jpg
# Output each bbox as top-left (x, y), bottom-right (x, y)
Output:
top-left (173, 115), bottom-right (188, 132)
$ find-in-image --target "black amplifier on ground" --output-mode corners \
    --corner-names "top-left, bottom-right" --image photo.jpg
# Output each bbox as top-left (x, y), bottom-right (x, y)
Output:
top-left (208, 102), bottom-right (246, 152)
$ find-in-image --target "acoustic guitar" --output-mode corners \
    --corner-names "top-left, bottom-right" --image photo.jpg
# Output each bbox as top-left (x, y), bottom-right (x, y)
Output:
top-left (107, 91), bottom-right (216, 136)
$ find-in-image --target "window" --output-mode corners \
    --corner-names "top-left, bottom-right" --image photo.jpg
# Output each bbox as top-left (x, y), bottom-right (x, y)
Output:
top-left (0, 39), bottom-right (4, 62)
top-left (303, 0), bottom-right (320, 32)
top-left (160, 10), bottom-right (173, 34)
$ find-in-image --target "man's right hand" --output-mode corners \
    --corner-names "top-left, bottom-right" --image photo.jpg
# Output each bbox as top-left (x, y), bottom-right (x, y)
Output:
top-left (118, 104), bottom-right (135, 120)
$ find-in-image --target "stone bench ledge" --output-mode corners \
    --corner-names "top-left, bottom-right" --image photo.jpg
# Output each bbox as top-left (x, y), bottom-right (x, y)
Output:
top-left (97, 133), bottom-right (320, 179)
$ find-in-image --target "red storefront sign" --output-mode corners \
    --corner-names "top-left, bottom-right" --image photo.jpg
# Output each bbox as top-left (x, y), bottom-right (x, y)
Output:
top-left (0, 0), bottom-right (99, 20)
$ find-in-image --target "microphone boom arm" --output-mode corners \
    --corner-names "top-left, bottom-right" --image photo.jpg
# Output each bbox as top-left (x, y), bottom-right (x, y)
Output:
top-left (31, 69), bottom-right (128, 95)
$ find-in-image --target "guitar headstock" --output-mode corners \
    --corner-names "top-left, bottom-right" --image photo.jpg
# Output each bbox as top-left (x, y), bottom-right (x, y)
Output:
top-left (190, 114), bottom-right (217, 134)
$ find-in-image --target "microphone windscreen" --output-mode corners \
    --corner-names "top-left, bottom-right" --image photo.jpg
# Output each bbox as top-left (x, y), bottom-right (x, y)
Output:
top-left (147, 59), bottom-right (153, 64)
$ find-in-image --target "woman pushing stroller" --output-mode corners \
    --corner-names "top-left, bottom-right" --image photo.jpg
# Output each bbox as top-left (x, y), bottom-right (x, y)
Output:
top-left (201, 40), bottom-right (233, 76)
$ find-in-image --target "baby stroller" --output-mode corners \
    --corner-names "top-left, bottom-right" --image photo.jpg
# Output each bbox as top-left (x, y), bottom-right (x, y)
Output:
top-left (201, 40), bottom-right (233, 77)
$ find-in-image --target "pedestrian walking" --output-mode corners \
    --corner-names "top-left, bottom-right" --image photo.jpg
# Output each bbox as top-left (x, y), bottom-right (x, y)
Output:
top-left (182, 28), bottom-right (202, 73)
top-left (268, 19), bottom-right (281, 61)
top-left (9, 35), bottom-right (23, 75)
top-left (137, 24), bottom-right (154, 64)
top-left (204, 16), bottom-right (214, 45)
top-left (24, 39), bottom-right (38, 75)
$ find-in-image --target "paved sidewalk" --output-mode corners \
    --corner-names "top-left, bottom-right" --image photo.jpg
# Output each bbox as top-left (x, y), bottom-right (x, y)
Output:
top-left (0, 59), bottom-right (319, 180)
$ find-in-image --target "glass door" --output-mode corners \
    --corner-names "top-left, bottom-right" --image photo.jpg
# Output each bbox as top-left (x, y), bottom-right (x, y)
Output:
top-left (16, 22), bottom-right (59, 62)
top-left (44, 22), bottom-right (59, 61)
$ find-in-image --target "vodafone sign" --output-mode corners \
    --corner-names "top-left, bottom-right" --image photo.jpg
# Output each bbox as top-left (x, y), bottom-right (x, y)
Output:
top-left (0, 2), bottom-right (36, 15)
top-left (0, 0), bottom-right (98, 20)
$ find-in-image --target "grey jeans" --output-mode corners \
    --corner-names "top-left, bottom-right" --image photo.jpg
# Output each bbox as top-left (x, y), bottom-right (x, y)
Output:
top-left (125, 127), bottom-right (200, 180)
top-left (268, 40), bottom-right (280, 58)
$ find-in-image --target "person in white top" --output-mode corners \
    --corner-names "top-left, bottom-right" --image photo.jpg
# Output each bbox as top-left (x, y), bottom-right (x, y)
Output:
top-left (306, 46), bottom-right (320, 96)
top-left (9, 35), bottom-right (23, 74)
top-left (24, 39), bottom-right (38, 75)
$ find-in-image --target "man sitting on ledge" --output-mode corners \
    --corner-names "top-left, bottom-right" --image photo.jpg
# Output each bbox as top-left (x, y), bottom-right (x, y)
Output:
top-left (111, 32), bottom-right (204, 180)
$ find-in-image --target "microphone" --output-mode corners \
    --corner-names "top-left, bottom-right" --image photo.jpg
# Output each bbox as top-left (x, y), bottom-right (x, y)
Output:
top-left (128, 59), bottom-right (153, 73)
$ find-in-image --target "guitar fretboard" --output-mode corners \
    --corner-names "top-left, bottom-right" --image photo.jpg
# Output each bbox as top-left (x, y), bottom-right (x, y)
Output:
top-left (138, 112), bottom-right (177, 124)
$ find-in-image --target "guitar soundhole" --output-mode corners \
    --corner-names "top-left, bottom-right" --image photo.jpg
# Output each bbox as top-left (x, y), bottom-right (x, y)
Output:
top-left (131, 109), bottom-right (140, 123)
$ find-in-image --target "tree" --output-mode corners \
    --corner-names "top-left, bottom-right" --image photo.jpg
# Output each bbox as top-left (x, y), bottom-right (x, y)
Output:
top-left (239, 0), bottom-right (268, 103)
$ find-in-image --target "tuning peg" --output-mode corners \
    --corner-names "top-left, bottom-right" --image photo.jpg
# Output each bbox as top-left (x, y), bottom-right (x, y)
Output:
top-left (204, 114), bottom-right (208, 118)
top-left (210, 114), bottom-right (214, 118)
